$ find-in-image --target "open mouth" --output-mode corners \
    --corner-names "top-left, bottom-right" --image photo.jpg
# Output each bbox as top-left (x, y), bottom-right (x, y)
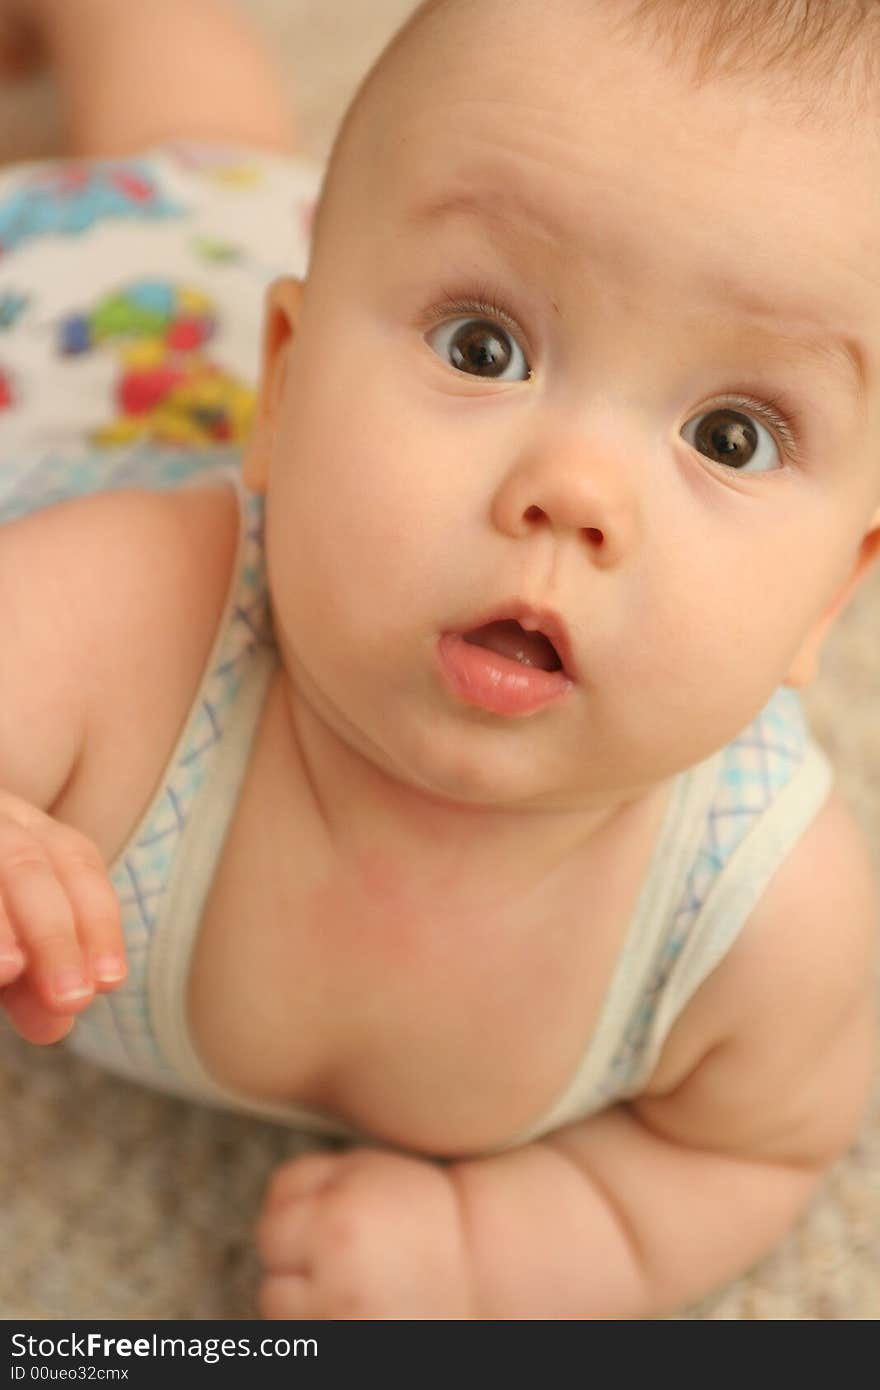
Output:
top-left (462, 619), bottom-right (563, 673)
top-left (437, 609), bottom-right (574, 717)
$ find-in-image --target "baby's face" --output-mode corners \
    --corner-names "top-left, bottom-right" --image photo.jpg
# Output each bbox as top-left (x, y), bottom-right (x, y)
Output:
top-left (249, 0), bottom-right (880, 812)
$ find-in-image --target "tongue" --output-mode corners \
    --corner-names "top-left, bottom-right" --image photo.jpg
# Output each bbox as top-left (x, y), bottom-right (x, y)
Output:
top-left (463, 619), bottom-right (562, 672)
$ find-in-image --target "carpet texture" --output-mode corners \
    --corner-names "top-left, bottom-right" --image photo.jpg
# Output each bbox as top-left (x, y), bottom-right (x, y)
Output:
top-left (0, 0), bottom-right (877, 1321)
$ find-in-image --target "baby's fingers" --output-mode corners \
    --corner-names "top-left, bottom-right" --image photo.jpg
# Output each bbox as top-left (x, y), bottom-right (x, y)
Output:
top-left (0, 974), bottom-right (74, 1046)
top-left (54, 841), bottom-right (125, 993)
top-left (0, 820), bottom-right (120, 1012)
top-left (0, 850), bottom-right (91, 1011)
top-left (0, 898), bottom-right (26, 986)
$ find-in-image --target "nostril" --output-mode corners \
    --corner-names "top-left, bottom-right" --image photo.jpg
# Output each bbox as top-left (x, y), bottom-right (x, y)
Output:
top-left (521, 508), bottom-right (604, 545)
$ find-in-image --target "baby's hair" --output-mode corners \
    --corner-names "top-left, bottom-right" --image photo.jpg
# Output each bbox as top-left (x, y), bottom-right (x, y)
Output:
top-left (616, 0), bottom-right (880, 98)
top-left (409, 0), bottom-right (880, 93)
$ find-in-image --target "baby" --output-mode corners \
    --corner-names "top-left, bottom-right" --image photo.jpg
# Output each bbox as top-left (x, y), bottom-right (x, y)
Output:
top-left (1, 0), bottom-right (878, 1320)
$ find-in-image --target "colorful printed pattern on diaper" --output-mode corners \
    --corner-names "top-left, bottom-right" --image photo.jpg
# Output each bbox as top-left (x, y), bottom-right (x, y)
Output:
top-left (163, 141), bottom-right (267, 189)
top-left (58, 277), bottom-right (255, 448)
top-left (0, 289), bottom-right (29, 329)
top-left (0, 160), bottom-right (183, 258)
top-left (0, 444), bottom-right (236, 523)
top-left (167, 142), bottom-right (318, 244)
top-left (0, 293), bottom-right (28, 408)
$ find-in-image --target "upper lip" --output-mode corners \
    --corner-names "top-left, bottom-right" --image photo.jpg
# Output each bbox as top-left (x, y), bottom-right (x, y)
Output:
top-left (457, 601), bottom-right (580, 682)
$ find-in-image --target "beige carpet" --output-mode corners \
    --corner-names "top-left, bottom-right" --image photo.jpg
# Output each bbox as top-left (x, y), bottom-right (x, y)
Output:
top-left (0, 0), bottom-right (877, 1321)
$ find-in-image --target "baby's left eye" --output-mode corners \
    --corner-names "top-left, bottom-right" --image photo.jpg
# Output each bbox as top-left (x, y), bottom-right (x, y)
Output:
top-left (425, 316), bottom-right (530, 382)
top-left (680, 406), bottom-right (781, 473)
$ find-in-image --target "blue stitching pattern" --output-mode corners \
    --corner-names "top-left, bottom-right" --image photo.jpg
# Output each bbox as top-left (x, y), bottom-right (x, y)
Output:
top-left (600, 687), bottom-right (808, 1098)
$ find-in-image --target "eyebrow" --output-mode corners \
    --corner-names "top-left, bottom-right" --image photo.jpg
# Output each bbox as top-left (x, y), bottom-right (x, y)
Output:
top-left (709, 291), bottom-right (868, 405)
top-left (406, 185), bottom-right (569, 248)
top-left (405, 186), bottom-right (869, 404)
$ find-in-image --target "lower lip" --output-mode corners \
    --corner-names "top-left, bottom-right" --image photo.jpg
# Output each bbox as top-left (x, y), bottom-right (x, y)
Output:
top-left (436, 633), bottom-right (574, 717)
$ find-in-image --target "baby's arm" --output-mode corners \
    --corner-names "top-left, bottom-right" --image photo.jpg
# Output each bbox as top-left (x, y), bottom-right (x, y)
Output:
top-left (259, 788), bottom-right (878, 1318)
top-left (0, 486), bottom-right (233, 1044)
top-left (0, 499), bottom-right (121, 1041)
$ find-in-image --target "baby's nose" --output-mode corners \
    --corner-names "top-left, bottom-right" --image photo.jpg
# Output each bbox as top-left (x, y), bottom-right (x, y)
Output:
top-left (490, 433), bottom-right (640, 568)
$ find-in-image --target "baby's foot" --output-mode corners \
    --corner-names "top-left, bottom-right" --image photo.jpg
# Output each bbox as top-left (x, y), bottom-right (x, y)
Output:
top-left (0, 6), bottom-right (44, 79)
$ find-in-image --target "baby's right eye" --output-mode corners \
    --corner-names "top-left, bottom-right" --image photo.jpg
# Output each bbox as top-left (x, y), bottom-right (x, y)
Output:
top-left (426, 317), bottom-right (530, 381)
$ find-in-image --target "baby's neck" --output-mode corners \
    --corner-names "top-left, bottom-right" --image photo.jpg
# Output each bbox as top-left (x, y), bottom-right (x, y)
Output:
top-left (278, 677), bottom-right (663, 899)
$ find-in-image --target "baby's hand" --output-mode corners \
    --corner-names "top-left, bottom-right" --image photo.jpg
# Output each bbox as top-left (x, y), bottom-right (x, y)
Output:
top-left (0, 790), bottom-right (125, 1044)
top-left (257, 1148), bottom-right (477, 1320)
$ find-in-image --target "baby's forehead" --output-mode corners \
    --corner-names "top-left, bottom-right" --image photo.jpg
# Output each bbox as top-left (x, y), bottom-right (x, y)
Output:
top-left (342, 0), bottom-right (862, 184)
top-left (321, 0), bottom-right (880, 316)
top-left (340, 0), bottom-right (879, 185)
top-left (364, 15), bottom-right (869, 216)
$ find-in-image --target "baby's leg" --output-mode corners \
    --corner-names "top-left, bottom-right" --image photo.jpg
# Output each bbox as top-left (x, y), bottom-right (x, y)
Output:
top-left (8, 0), bottom-right (297, 157)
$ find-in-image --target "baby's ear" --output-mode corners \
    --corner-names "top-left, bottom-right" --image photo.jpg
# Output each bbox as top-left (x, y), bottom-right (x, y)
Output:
top-left (785, 506), bottom-right (880, 688)
top-left (243, 277), bottom-right (306, 494)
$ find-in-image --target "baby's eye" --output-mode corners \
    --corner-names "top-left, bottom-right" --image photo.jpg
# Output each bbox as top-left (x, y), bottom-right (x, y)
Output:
top-left (680, 406), bottom-right (781, 473)
top-left (426, 316), bottom-right (530, 381)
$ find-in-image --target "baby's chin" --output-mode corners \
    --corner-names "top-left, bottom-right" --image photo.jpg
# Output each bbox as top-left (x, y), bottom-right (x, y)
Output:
top-left (384, 737), bottom-right (574, 813)
top-left (339, 697), bottom-right (614, 815)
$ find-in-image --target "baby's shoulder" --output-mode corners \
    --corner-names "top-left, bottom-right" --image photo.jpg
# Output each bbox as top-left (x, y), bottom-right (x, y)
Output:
top-left (636, 784), bottom-right (878, 1165)
top-left (2, 474), bottom-right (240, 609)
top-left (710, 783), bottom-right (877, 1035)
top-left (81, 475), bottom-right (241, 672)
top-left (23, 477), bottom-right (240, 679)
top-left (20, 478), bottom-right (242, 855)
top-left (114, 476), bottom-right (242, 627)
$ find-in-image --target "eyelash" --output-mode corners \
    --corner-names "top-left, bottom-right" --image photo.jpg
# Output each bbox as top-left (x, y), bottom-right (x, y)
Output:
top-left (420, 290), bottom-right (805, 463)
top-left (421, 285), bottom-right (533, 366)
top-left (704, 390), bottom-right (803, 465)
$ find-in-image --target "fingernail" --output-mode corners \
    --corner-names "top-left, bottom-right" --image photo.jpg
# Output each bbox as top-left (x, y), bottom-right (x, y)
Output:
top-left (0, 946), bottom-right (25, 969)
top-left (52, 969), bottom-right (92, 1003)
top-left (93, 954), bottom-right (126, 984)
